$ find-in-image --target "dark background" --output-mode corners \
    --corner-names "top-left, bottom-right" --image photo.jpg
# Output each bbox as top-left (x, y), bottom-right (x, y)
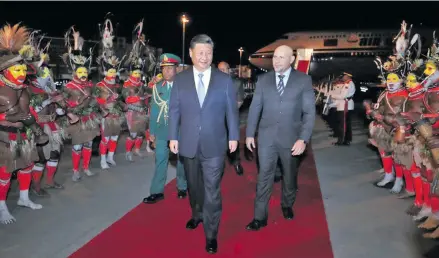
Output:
top-left (1, 1), bottom-right (439, 66)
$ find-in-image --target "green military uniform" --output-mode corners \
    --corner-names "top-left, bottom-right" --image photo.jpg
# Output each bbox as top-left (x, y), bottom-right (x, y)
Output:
top-left (149, 53), bottom-right (187, 196)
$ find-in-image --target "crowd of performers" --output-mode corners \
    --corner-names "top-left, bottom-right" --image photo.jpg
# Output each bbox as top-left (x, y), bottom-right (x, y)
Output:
top-left (365, 21), bottom-right (439, 239)
top-left (0, 16), bottom-right (181, 225)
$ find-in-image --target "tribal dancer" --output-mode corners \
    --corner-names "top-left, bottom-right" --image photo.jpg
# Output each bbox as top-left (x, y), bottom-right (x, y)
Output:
top-left (61, 27), bottom-right (100, 181)
top-left (403, 57), bottom-right (439, 238)
top-left (27, 32), bottom-right (66, 196)
top-left (364, 71), bottom-right (408, 192)
top-left (122, 20), bottom-right (149, 161)
top-left (95, 17), bottom-right (126, 169)
top-left (0, 23), bottom-right (45, 224)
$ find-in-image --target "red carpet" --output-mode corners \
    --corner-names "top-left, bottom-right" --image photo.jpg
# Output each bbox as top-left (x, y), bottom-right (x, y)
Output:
top-left (70, 132), bottom-right (333, 258)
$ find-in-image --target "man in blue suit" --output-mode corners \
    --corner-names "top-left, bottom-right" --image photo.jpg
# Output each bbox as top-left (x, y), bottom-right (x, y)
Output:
top-left (168, 34), bottom-right (239, 254)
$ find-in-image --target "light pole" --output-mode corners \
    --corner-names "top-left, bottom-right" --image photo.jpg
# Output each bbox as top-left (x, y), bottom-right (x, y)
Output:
top-left (181, 14), bottom-right (189, 66)
top-left (238, 47), bottom-right (244, 78)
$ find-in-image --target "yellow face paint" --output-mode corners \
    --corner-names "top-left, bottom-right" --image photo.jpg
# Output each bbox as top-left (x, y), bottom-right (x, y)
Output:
top-left (6, 64), bottom-right (27, 83)
top-left (131, 69), bottom-right (142, 78)
top-left (424, 61), bottom-right (437, 76)
top-left (75, 67), bottom-right (88, 81)
top-left (386, 73), bottom-right (400, 84)
top-left (106, 68), bottom-right (117, 78)
top-left (405, 73), bottom-right (418, 89)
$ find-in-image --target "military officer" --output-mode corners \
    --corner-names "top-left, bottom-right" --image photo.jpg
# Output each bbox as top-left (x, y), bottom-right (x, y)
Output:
top-left (143, 53), bottom-right (187, 204)
top-left (332, 72), bottom-right (356, 145)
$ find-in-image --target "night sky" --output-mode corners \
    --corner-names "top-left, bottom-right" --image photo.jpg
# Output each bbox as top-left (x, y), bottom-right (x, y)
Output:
top-left (1, 1), bottom-right (439, 67)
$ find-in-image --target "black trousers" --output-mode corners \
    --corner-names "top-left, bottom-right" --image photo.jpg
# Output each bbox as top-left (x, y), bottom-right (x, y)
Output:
top-left (327, 108), bottom-right (338, 133)
top-left (254, 144), bottom-right (299, 221)
top-left (181, 151), bottom-right (225, 240)
top-left (336, 110), bottom-right (352, 143)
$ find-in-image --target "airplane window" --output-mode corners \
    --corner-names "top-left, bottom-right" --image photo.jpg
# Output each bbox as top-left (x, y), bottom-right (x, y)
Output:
top-left (359, 38), bottom-right (367, 46)
top-left (324, 39), bottom-right (338, 47)
top-left (373, 38), bottom-right (380, 46)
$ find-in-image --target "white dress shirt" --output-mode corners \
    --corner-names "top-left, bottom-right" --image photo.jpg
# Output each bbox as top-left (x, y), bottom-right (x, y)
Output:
top-left (193, 66), bottom-right (212, 94)
top-left (331, 80), bottom-right (356, 111)
top-left (275, 67), bottom-right (292, 86)
top-left (167, 81), bottom-right (173, 90)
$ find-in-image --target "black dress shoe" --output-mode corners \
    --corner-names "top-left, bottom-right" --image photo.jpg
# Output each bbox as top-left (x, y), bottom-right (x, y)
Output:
top-left (245, 219), bottom-right (267, 231)
top-left (186, 218), bottom-right (203, 229)
top-left (234, 163), bottom-right (244, 176)
top-left (142, 193), bottom-right (164, 204)
top-left (177, 190), bottom-right (187, 199)
top-left (205, 239), bottom-right (218, 254)
top-left (281, 207), bottom-right (294, 220)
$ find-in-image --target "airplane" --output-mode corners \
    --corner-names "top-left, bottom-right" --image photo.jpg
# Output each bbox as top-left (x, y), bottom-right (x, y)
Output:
top-left (249, 27), bottom-right (435, 84)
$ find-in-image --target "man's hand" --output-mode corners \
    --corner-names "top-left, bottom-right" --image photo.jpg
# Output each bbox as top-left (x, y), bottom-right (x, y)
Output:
top-left (291, 140), bottom-right (306, 156)
top-left (169, 140), bottom-right (179, 154)
top-left (246, 137), bottom-right (256, 152)
top-left (229, 140), bottom-right (238, 153)
top-left (150, 135), bottom-right (156, 143)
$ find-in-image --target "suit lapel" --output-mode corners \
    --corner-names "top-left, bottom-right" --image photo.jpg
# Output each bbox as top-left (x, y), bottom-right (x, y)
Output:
top-left (202, 68), bottom-right (216, 109)
top-left (186, 66), bottom-right (202, 109)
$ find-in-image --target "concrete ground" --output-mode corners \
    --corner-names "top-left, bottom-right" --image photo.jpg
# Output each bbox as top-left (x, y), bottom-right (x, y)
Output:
top-left (0, 108), bottom-right (438, 258)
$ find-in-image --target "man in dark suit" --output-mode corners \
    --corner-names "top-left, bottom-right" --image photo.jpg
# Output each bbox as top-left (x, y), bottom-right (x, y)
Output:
top-left (245, 45), bottom-right (315, 231)
top-left (218, 61), bottom-right (244, 176)
top-left (168, 34), bottom-right (239, 254)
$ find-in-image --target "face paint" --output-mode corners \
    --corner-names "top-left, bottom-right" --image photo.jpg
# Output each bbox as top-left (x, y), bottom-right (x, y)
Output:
top-left (4, 64), bottom-right (27, 85)
top-left (424, 61), bottom-right (437, 76)
top-left (106, 68), bottom-right (117, 80)
top-left (131, 69), bottom-right (142, 78)
top-left (386, 73), bottom-right (401, 92)
top-left (75, 67), bottom-right (88, 81)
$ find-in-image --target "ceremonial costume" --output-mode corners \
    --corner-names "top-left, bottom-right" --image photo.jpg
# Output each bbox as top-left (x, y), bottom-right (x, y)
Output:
top-left (143, 53), bottom-right (187, 204)
top-left (365, 74), bottom-right (408, 192)
top-left (95, 17), bottom-right (126, 169)
top-left (61, 27), bottom-right (100, 181)
top-left (403, 62), bottom-right (439, 237)
top-left (27, 32), bottom-right (66, 196)
top-left (122, 21), bottom-right (149, 161)
top-left (0, 24), bottom-right (45, 225)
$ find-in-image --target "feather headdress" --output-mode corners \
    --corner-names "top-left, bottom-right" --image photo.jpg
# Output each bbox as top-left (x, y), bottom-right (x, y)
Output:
top-left (61, 26), bottom-right (94, 72)
top-left (124, 19), bottom-right (146, 73)
top-left (0, 22), bottom-right (35, 71)
top-left (374, 20), bottom-right (424, 83)
top-left (96, 14), bottom-right (126, 76)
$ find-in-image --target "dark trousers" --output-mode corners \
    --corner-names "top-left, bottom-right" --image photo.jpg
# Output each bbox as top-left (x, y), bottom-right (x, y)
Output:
top-left (227, 143), bottom-right (241, 165)
top-left (181, 151), bottom-right (225, 240)
top-left (255, 148), bottom-right (282, 177)
top-left (336, 110), bottom-right (352, 143)
top-left (327, 108), bottom-right (338, 133)
top-left (254, 144), bottom-right (299, 221)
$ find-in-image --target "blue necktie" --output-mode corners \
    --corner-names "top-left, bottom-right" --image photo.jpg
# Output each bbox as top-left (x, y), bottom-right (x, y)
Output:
top-left (197, 73), bottom-right (206, 106)
top-left (277, 75), bottom-right (285, 96)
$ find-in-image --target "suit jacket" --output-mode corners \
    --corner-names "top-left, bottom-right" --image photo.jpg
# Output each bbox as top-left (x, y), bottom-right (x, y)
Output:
top-left (168, 66), bottom-right (240, 158)
top-left (246, 69), bottom-right (315, 148)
